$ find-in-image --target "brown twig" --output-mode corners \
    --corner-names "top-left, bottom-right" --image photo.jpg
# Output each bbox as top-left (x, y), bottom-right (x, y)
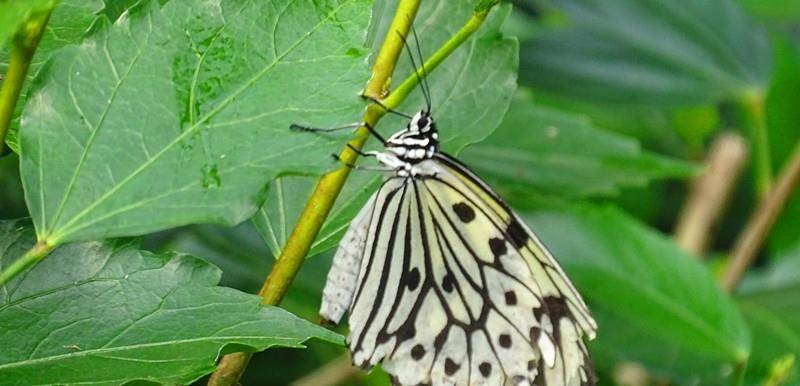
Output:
top-left (674, 133), bottom-right (748, 256)
top-left (721, 140), bottom-right (800, 292)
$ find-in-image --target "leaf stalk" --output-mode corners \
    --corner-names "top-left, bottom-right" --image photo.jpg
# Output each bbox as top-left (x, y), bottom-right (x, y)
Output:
top-left (735, 89), bottom-right (772, 197)
top-left (0, 240), bottom-right (53, 286)
top-left (206, 2), bottom-right (502, 385)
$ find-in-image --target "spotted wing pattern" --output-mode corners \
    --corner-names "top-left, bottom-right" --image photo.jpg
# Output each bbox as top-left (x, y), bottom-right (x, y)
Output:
top-left (321, 154), bottom-right (596, 386)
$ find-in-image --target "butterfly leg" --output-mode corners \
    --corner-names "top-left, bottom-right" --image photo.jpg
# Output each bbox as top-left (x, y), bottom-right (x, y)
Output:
top-left (291, 122), bottom-right (387, 144)
top-left (331, 152), bottom-right (396, 172)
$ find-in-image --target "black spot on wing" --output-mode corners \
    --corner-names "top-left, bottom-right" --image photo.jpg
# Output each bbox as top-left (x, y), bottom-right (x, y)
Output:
top-left (544, 296), bottom-right (570, 319)
top-left (406, 267), bottom-right (421, 290)
top-left (507, 218), bottom-right (530, 249)
top-left (444, 357), bottom-right (460, 375)
top-left (411, 344), bottom-right (426, 360)
top-left (441, 273), bottom-right (455, 293)
top-left (543, 295), bottom-right (571, 341)
top-left (479, 362), bottom-right (492, 377)
top-left (489, 238), bottom-right (506, 257)
top-left (504, 290), bottom-right (517, 305)
top-left (452, 202), bottom-right (475, 223)
top-left (498, 333), bottom-right (512, 348)
top-left (529, 326), bottom-right (541, 342)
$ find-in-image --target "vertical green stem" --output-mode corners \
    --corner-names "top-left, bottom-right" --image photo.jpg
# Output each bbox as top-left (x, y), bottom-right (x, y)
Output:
top-left (0, 9), bottom-right (52, 153)
top-left (735, 89), bottom-right (771, 197)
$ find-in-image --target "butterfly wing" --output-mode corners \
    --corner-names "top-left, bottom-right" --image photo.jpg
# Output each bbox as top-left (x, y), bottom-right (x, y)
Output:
top-left (321, 178), bottom-right (405, 324)
top-left (322, 155), bottom-right (596, 386)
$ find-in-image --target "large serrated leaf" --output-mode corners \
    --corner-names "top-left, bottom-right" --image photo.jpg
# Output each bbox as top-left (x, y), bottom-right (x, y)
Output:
top-left (520, 0), bottom-right (771, 106)
top-left (19, 0), bottom-right (373, 244)
top-left (461, 91), bottom-right (696, 200)
top-left (524, 206), bottom-right (750, 384)
top-left (253, 1), bottom-right (518, 259)
top-left (0, 219), bottom-right (342, 385)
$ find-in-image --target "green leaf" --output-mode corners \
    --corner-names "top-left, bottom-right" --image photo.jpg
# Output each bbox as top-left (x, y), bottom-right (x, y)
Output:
top-left (253, 1), bottom-right (518, 259)
top-left (737, 247), bottom-right (800, 385)
top-left (524, 206), bottom-right (750, 383)
top-left (461, 91), bottom-right (696, 200)
top-left (101, 0), bottom-right (150, 22)
top-left (520, 0), bottom-right (771, 106)
top-left (765, 37), bottom-right (800, 256)
top-left (19, 0), bottom-right (373, 244)
top-left (161, 223), bottom-right (272, 293)
top-left (253, 172), bottom-right (380, 259)
top-left (738, 0), bottom-right (800, 23)
top-left (2, 0), bottom-right (104, 153)
top-left (0, 219), bottom-right (341, 385)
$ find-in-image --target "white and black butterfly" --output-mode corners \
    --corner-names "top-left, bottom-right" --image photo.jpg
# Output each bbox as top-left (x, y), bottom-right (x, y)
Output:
top-left (296, 29), bottom-right (596, 386)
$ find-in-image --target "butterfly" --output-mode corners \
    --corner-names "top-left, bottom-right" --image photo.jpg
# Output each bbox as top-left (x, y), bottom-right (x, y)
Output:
top-left (298, 27), bottom-right (597, 386)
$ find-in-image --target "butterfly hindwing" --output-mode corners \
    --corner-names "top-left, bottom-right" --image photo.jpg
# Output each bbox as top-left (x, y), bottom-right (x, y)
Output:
top-left (322, 155), bottom-right (596, 385)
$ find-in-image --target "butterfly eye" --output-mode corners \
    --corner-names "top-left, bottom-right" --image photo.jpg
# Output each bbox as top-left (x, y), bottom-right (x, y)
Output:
top-left (416, 116), bottom-right (429, 129)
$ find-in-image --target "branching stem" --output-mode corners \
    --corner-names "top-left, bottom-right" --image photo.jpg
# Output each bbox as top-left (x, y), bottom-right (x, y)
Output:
top-left (208, 1), bottom-right (499, 385)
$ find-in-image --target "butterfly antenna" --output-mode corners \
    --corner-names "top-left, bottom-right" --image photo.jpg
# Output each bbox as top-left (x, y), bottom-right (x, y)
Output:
top-left (410, 24), bottom-right (432, 113)
top-left (396, 30), bottom-right (431, 113)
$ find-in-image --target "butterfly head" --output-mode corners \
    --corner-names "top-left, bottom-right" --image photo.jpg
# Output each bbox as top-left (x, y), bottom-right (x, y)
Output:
top-left (386, 110), bottom-right (439, 162)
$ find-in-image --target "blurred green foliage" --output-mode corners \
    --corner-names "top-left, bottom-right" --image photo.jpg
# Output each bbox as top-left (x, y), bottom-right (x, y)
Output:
top-left (1, 0), bottom-right (800, 385)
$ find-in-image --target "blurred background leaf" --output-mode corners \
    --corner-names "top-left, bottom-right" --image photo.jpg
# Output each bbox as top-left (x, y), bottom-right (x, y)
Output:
top-left (738, 0), bottom-right (800, 24)
top-left (763, 37), bottom-right (800, 257)
top-left (525, 206), bottom-right (751, 385)
top-left (738, 245), bottom-right (800, 385)
top-left (518, 0), bottom-right (771, 106)
top-left (461, 90), bottom-right (696, 202)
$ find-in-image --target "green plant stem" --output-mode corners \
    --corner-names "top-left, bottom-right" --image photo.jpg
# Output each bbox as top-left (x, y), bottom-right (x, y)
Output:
top-left (384, 2), bottom-right (497, 108)
top-left (0, 8), bottom-right (52, 154)
top-left (206, 3), bottom-right (501, 386)
top-left (736, 89), bottom-right (772, 197)
top-left (0, 241), bottom-right (53, 286)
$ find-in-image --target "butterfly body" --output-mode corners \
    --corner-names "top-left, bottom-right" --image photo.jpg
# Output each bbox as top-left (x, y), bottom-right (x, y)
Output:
top-left (320, 110), bottom-right (597, 386)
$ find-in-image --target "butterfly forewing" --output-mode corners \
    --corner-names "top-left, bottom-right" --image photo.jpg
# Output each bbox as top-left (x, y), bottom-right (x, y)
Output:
top-left (321, 154), bottom-right (596, 386)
